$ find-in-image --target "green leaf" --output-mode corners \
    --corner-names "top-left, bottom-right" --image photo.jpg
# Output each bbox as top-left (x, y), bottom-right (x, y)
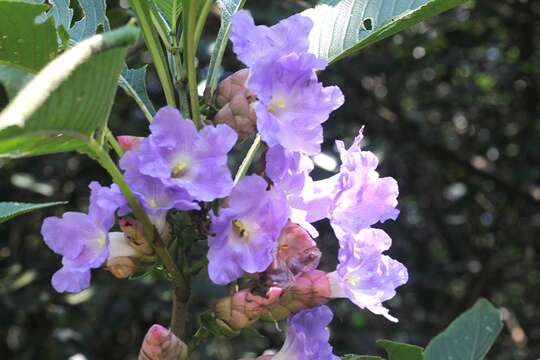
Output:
top-left (153, 0), bottom-right (183, 27)
top-left (424, 298), bottom-right (503, 360)
top-left (69, 0), bottom-right (110, 41)
top-left (303, 0), bottom-right (468, 64)
top-left (119, 65), bottom-right (156, 122)
top-left (207, 0), bottom-right (247, 94)
top-left (0, 201), bottom-right (66, 224)
top-left (377, 339), bottom-right (424, 360)
top-left (0, 1), bottom-right (57, 73)
top-left (0, 25), bottom-right (139, 158)
top-left (0, 65), bottom-right (33, 99)
top-left (342, 355), bottom-right (383, 360)
top-left (48, 0), bottom-right (73, 31)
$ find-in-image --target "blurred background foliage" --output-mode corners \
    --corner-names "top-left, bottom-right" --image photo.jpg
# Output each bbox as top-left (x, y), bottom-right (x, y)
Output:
top-left (1, 0), bottom-right (539, 359)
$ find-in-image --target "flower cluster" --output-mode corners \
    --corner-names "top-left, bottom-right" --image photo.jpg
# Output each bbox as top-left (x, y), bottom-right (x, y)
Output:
top-left (38, 9), bottom-right (408, 359)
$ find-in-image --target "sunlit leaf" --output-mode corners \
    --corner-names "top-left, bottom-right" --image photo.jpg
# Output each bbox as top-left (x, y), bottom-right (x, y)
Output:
top-left (303, 0), bottom-right (468, 64)
top-left (0, 201), bottom-right (66, 224)
top-left (0, 1), bottom-right (57, 73)
top-left (69, 0), bottom-right (110, 41)
top-left (0, 26), bottom-right (139, 158)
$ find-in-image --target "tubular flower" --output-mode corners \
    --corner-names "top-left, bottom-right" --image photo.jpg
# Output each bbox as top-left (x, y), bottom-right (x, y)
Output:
top-left (330, 129), bottom-right (399, 234)
top-left (41, 182), bottom-right (124, 293)
top-left (273, 305), bottom-right (339, 360)
top-left (265, 145), bottom-right (339, 236)
top-left (207, 175), bottom-right (290, 285)
top-left (329, 228), bottom-right (408, 322)
top-left (230, 11), bottom-right (313, 68)
top-left (120, 106), bottom-right (238, 203)
top-left (249, 52), bottom-right (344, 155)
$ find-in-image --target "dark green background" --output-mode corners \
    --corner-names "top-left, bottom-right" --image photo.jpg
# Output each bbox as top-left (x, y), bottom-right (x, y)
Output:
top-left (1, 0), bottom-right (539, 358)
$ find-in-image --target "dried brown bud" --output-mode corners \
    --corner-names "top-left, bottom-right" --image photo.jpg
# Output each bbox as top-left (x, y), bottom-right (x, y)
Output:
top-left (138, 324), bottom-right (187, 360)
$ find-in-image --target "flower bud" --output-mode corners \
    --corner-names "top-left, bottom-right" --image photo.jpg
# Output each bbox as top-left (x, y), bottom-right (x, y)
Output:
top-left (138, 324), bottom-right (187, 360)
top-left (117, 135), bottom-right (143, 152)
top-left (106, 232), bottom-right (138, 279)
top-left (216, 69), bottom-right (251, 107)
top-left (264, 222), bottom-right (321, 288)
top-left (119, 217), bottom-right (154, 255)
top-left (214, 69), bottom-right (257, 141)
top-left (215, 94), bottom-right (257, 141)
top-left (261, 270), bottom-right (330, 322)
top-left (119, 217), bottom-right (172, 255)
top-left (276, 222), bottom-right (321, 275)
top-left (215, 287), bottom-right (282, 331)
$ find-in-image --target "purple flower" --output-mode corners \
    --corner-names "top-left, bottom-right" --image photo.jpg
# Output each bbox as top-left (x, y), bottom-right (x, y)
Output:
top-left (207, 175), bottom-right (290, 285)
top-left (250, 52), bottom-right (344, 155)
top-left (41, 182), bottom-right (125, 293)
top-left (330, 129), bottom-right (399, 234)
top-left (273, 305), bottom-right (339, 360)
top-left (230, 10), bottom-right (313, 67)
top-left (329, 228), bottom-right (408, 322)
top-left (120, 107), bottom-right (237, 203)
top-left (266, 145), bottom-right (339, 236)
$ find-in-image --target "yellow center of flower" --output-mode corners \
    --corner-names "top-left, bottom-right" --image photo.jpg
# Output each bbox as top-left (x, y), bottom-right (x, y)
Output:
top-left (172, 160), bottom-right (188, 178)
top-left (149, 198), bottom-right (158, 208)
top-left (268, 98), bottom-right (287, 113)
top-left (232, 220), bottom-right (249, 238)
top-left (97, 236), bottom-right (106, 248)
top-left (346, 273), bottom-right (360, 287)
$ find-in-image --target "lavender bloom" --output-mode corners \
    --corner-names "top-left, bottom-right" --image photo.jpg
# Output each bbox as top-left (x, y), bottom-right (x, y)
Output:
top-left (120, 107), bottom-right (237, 203)
top-left (207, 175), bottom-right (289, 285)
top-left (266, 145), bottom-right (338, 236)
top-left (329, 228), bottom-right (408, 322)
top-left (330, 129), bottom-right (399, 234)
top-left (250, 53), bottom-right (344, 155)
top-left (230, 11), bottom-right (313, 67)
top-left (41, 182), bottom-right (125, 293)
top-left (273, 305), bottom-right (339, 360)
top-left (42, 211), bottom-right (109, 293)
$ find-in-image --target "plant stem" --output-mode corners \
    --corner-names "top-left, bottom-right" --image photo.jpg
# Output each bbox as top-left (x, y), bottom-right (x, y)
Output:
top-left (183, 0), bottom-right (201, 127)
top-left (170, 282), bottom-right (191, 339)
top-left (86, 140), bottom-right (186, 294)
top-left (130, 0), bottom-right (177, 108)
top-left (105, 128), bottom-right (124, 158)
top-left (194, 0), bottom-right (213, 50)
top-left (234, 134), bottom-right (261, 184)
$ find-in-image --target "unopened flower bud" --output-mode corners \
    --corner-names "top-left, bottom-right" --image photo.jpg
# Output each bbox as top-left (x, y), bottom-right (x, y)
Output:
top-left (215, 94), bottom-right (257, 141)
top-left (277, 222), bottom-right (321, 275)
top-left (215, 287), bottom-right (282, 331)
top-left (215, 69), bottom-right (257, 141)
top-left (138, 324), bottom-right (187, 360)
top-left (216, 69), bottom-right (251, 107)
top-left (117, 135), bottom-right (143, 151)
top-left (105, 232), bottom-right (138, 279)
top-left (119, 217), bottom-right (153, 255)
top-left (262, 270), bottom-right (330, 322)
